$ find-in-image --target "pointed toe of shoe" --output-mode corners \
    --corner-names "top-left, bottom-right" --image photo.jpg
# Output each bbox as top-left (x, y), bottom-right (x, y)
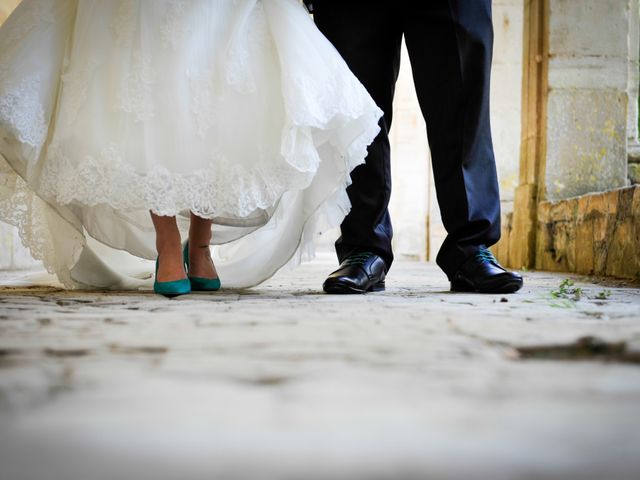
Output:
top-left (323, 277), bottom-right (359, 294)
top-left (154, 278), bottom-right (192, 297)
top-left (323, 253), bottom-right (387, 294)
top-left (450, 248), bottom-right (524, 294)
top-left (189, 276), bottom-right (221, 292)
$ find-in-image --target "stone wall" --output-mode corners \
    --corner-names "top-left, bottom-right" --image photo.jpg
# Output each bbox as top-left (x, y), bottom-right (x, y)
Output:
top-left (495, 0), bottom-right (640, 279)
top-left (536, 185), bottom-right (640, 278)
top-left (544, 0), bottom-right (632, 201)
top-left (498, 185), bottom-right (640, 279)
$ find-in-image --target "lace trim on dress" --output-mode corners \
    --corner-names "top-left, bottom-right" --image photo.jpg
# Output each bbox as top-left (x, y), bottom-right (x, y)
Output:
top-left (38, 142), bottom-right (316, 220)
top-left (0, 155), bottom-right (84, 287)
top-left (284, 68), bottom-right (369, 127)
top-left (0, 74), bottom-right (48, 150)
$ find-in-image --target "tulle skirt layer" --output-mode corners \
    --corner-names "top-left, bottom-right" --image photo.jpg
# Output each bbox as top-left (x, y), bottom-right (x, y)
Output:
top-left (0, 0), bottom-right (381, 288)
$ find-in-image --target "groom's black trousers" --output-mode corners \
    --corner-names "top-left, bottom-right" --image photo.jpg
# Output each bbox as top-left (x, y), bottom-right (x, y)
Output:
top-left (314, 0), bottom-right (501, 280)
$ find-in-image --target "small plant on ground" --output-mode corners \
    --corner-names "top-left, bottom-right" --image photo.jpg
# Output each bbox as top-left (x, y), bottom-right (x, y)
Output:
top-left (551, 279), bottom-right (583, 301)
top-left (548, 278), bottom-right (583, 308)
top-left (594, 289), bottom-right (612, 300)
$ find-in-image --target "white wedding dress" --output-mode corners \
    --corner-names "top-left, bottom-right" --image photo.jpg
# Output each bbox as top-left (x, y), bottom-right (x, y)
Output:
top-left (0, 0), bottom-right (381, 289)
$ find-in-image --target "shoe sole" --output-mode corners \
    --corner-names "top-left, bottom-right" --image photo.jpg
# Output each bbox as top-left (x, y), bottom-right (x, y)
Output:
top-left (451, 277), bottom-right (523, 294)
top-left (323, 281), bottom-right (386, 294)
top-left (154, 290), bottom-right (191, 298)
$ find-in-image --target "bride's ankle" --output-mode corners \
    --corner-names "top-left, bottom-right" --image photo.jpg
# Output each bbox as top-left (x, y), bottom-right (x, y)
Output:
top-left (156, 241), bottom-right (182, 258)
top-left (155, 247), bottom-right (187, 281)
top-left (189, 241), bottom-right (210, 255)
top-left (187, 243), bottom-right (217, 277)
top-left (188, 242), bottom-right (211, 259)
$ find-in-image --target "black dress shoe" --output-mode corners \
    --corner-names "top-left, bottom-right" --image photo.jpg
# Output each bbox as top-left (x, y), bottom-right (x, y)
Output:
top-left (451, 248), bottom-right (523, 294)
top-left (323, 252), bottom-right (386, 294)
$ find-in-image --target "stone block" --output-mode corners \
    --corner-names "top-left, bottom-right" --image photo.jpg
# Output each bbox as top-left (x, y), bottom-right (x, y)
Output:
top-left (536, 220), bottom-right (559, 272)
top-left (605, 220), bottom-right (635, 277)
top-left (537, 200), bottom-right (551, 223)
top-left (535, 186), bottom-right (639, 278)
top-left (629, 163), bottom-right (640, 185)
top-left (634, 187), bottom-right (640, 274)
top-left (617, 185), bottom-right (635, 218)
top-left (591, 191), bottom-right (616, 274)
top-left (536, 199), bottom-right (577, 272)
top-left (546, 89), bottom-right (628, 201)
top-left (535, 201), bottom-right (553, 271)
top-left (606, 188), bottom-right (640, 277)
top-left (633, 182), bottom-right (640, 213)
top-left (549, 0), bottom-right (629, 90)
top-left (575, 195), bottom-right (594, 275)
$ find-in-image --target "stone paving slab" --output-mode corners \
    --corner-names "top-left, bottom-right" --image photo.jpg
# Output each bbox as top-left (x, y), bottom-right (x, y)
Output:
top-left (0, 257), bottom-right (639, 480)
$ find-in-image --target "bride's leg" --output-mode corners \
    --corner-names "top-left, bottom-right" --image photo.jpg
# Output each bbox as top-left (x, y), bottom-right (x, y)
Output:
top-left (151, 212), bottom-right (187, 282)
top-left (188, 213), bottom-right (219, 279)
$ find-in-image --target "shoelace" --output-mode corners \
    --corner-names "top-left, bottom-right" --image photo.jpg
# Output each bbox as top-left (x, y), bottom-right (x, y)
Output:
top-left (475, 248), bottom-right (498, 264)
top-left (343, 252), bottom-right (375, 266)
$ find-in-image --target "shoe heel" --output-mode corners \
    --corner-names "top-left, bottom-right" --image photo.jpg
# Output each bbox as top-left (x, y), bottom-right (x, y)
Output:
top-left (189, 276), bottom-right (221, 291)
top-left (183, 242), bottom-right (189, 273)
top-left (367, 281), bottom-right (386, 292)
top-left (183, 242), bottom-right (221, 292)
top-left (154, 258), bottom-right (191, 297)
top-left (450, 277), bottom-right (474, 292)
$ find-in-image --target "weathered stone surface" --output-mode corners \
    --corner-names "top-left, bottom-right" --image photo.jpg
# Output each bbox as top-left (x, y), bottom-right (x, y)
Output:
top-left (628, 0), bottom-right (640, 143)
top-left (575, 194), bottom-right (594, 274)
top-left (629, 162), bottom-right (640, 185)
top-left (545, 89), bottom-right (628, 201)
top-left (472, 0), bottom-right (638, 281)
top-left (549, 0), bottom-right (630, 90)
top-left (0, 257), bottom-right (640, 480)
top-left (540, 0), bottom-right (634, 201)
top-left (537, 185), bottom-right (640, 278)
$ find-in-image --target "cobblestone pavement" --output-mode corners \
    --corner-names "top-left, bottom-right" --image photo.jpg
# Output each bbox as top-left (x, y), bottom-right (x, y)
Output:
top-left (1, 257), bottom-right (639, 480)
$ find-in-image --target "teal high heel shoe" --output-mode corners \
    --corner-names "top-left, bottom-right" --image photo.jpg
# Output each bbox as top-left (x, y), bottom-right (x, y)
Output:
top-left (183, 243), bottom-right (222, 291)
top-left (154, 258), bottom-right (191, 297)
